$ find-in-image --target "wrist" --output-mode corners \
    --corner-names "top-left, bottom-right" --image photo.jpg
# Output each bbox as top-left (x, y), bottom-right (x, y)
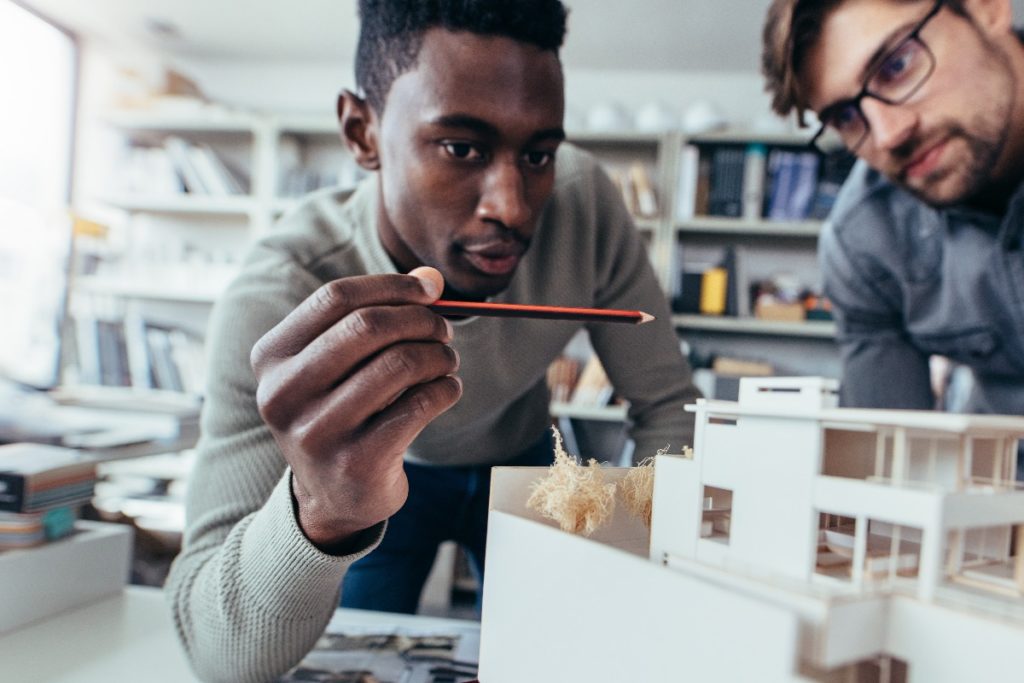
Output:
top-left (289, 473), bottom-right (377, 552)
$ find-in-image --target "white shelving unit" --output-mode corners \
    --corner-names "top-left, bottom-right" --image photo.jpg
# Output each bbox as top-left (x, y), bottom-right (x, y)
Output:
top-left (76, 110), bottom-right (843, 413)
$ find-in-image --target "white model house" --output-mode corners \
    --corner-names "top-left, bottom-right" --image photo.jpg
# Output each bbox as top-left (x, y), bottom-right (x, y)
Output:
top-left (478, 377), bottom-right (1024, 683)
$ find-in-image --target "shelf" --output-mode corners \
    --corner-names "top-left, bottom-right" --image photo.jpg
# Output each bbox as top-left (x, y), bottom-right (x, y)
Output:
top-left (102, 195), bottom-right (257, 216)
top-left (549, 401), bottom-right (629, 422)
top-left (687, 129), bottom-right (812, 147)
top-left (676, 217), bottom-right (822, 238)
top-left (672, 314), bottom-right (836, 339)
top-left (273, 115), bottom-right (339, 136)
top-left (103, 110), bottom-right (259, 134)
top-left (566, 130), bottom-right (665, 145)
top-left (75, 274), bottom-right (232, 303)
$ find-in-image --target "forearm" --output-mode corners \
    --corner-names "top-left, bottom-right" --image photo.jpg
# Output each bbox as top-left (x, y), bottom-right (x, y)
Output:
top-left (838, 334), bottom-right (934, 409)
top-left (166, 472), bottom-right (383, 683)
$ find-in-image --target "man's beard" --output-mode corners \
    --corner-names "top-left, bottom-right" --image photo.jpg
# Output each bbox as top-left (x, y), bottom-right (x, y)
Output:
top-left (894, 119), bottom-right (1006, 208)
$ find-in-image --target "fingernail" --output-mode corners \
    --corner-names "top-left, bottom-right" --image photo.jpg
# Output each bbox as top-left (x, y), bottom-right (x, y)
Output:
top-left (420, 275), bottom-right (441, 299)
top-left (417, 278), bottom-right (438, 299)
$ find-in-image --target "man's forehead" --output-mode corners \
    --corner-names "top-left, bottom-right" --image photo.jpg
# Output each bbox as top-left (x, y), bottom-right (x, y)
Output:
top-left (384, 28), bottom-right (564, 128)
top-left (802, 0), bottom-right (927, 110)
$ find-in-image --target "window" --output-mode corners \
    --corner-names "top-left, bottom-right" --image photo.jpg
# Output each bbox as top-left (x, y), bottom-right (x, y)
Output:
top-left (0, 1), bottom-right (77, 389)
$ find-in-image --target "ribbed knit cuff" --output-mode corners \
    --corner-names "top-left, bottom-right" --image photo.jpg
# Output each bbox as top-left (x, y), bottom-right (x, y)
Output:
top-left (236, 472), bottom-right (386, 619)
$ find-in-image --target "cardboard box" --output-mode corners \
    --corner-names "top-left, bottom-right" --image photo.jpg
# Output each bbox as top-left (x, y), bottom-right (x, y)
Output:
top-left (754, 300), bottom-right (806, 322)
top-left (478, 467), bottom-right (805, 682)
top-left (0, 520), bottom-right (132, 633)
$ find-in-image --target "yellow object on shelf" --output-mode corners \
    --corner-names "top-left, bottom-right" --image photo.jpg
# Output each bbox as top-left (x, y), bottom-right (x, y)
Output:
top-left (699, 267), bottom-right (728, 315)
top-left (71, 214), bottom-right (109, 239)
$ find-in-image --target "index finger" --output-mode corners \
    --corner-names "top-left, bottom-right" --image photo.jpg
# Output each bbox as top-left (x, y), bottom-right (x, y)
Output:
top-left (257, 269), bottom-right (442, 360)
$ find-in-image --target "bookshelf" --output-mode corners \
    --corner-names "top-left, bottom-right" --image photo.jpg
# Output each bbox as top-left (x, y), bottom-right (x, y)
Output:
top-left (664, 129), bottom-right (850, 387)
top-left (74, 111), bottom-right (848, 416)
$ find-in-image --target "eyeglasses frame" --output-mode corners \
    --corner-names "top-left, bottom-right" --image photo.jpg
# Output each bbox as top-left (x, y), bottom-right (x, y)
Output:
top-left (809, 0), bottom-right (945, 153)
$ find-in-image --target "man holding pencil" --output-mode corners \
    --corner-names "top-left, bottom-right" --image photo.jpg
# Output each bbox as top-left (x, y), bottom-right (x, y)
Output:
top-left (166, 1), bottom-right (699, 679)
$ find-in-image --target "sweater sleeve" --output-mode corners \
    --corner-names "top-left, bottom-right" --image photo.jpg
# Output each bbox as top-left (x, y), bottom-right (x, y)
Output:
top-left (820, 215), bottom-right (933, 410)
top-left (163, 254), bottom-right (384, 683)
top-left (584, 165), bottom-right (701, 461)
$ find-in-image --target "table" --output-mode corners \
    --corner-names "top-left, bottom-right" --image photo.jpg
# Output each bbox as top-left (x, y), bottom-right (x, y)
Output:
top-left (0, 586), bottom-right (198, 682)
top-left (0, 586), bottom-right (482, 682)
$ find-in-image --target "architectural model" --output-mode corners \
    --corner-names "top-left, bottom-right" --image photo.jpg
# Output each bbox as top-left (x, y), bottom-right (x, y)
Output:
top-left (478, 377), bottom-right (1024, 682)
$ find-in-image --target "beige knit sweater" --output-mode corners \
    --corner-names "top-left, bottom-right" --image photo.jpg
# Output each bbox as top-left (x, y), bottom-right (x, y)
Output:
top-left (164, 145), bottom-right (699, 682)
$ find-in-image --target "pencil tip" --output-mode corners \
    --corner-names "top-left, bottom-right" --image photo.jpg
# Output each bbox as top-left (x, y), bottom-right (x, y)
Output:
top-left (639, 312), bottom-right (655, 324)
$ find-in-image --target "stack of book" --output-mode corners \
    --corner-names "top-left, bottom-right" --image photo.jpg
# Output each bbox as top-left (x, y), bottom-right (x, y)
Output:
top-left (0, 507), bottom-right (77, 550)
top-left (0, 444), bottom-right (97, 549)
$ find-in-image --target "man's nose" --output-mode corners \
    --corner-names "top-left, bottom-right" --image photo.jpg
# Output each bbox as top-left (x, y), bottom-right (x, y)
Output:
top-left (476, 159), bottom-right (531, 229)
top-left (861, 97), bottom-right (918, 153)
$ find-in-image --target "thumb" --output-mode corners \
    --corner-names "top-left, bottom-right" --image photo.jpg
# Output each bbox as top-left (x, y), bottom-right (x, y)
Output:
top-left (409, 266), bottom-right (444, 300)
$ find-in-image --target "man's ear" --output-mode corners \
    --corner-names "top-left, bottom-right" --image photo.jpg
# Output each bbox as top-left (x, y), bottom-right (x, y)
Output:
top-left (964, 0), bottom-right (1013, 36)
top-left (337, 89), bottom-right (380, 171)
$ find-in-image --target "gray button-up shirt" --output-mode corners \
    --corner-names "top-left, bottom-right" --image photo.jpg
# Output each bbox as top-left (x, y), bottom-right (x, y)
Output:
top-left (821, 160), bottom-right (1024, 418)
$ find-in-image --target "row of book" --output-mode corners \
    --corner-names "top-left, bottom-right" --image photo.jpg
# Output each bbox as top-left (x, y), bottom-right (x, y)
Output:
top-left (607, 163), bottom-right (659, 220)
top-left (118, 136), bottom-right (250, 196)
top-left (72, 313), bottom-right (206, 395)
top-left (676, 143), bottom-right (855, 222)
top-left (0, 443), bottom-right (96, 550)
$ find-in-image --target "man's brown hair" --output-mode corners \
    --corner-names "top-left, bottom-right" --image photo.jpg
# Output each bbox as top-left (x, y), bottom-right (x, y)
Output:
top-left (761, 0), bottom-right (967, 123)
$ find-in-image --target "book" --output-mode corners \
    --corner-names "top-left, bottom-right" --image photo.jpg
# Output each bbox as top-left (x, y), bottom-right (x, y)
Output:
top-left (146, 325), bottom-right (184, 392)
top-left (766, 150), bottom-right (821, 220)
top-left (0, 506), bottom-right (77, 549)
top-left (787, 152), bottom-right (821, 220)
top-left (675, 144), bottom-right (700, 221)
top-left (765, 149), bottom-right (798, 221)
top-left (741, 144), bottom-right (767, 221)
top-left (707, 146), bottom-right (746, 218)
top-left (163, 136), bottom-right (208, 194)
top-left (809, 149), bottom-right (857, 220)
top-left (694, 153), bottom-right (712, 216)
top-left (630, 163), bottom-right (658, 218)
top-left (570, 356), bottom-right (614, 408)
top-left (0, 443), bottom-right (97, 513)
top-left (188, 143), bottom-right (246, 195)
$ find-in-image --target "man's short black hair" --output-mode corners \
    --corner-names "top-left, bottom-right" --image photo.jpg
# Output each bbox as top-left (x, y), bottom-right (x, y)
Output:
top-left (355, 0), bottom-right (569, 113)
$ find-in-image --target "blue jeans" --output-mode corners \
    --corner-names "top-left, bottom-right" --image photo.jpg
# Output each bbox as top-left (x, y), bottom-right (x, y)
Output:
top-left (339, 431), bottom-right (555, 614)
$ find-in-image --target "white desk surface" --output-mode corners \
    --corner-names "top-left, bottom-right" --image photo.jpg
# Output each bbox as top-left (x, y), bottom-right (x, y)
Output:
top-left (0, 586), bottom-right (197, 682)
top-left (0, 585), bottom-right (481, 682)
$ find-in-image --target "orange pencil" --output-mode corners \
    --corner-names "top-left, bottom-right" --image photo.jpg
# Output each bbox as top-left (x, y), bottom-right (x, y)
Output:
top-left (428, 299), bottom-right (654, 325)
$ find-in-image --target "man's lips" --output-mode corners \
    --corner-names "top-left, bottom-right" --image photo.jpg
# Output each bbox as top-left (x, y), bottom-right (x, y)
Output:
top-left (460, 240), bottom-right (525, 277)
top-left (903, 137), bottom-right (948, 181)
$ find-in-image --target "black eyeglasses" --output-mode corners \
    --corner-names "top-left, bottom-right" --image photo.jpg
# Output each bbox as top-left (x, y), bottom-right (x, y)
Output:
top-left (810, 0), bottom-right (944, 153)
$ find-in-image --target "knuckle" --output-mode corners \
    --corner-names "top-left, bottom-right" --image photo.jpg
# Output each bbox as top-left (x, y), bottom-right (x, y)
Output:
top-left (255, 378), bottom-right (285, 427)
top-left (343, 308), bottom-right (382, 339)
top-left (439, 375), bottom-right (463, 404)
top-left (291, 420), bottom-right (321, 454)
top-left (312, 280), bottom-right (346, 314)
top-left (381, 346), bottom-right (416, 378)
top-left (407, 390), bottom-right (435, 420)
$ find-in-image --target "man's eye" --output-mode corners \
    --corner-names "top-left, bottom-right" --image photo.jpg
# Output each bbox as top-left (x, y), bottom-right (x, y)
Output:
top-left (828, 104), bottom-right (862, 133)
top-left (873, 40), bottom-right (921, 87)
top-left (522, 150), bottom-right (554, 169)
top-left (442, 142), bottom-right (483, 160)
